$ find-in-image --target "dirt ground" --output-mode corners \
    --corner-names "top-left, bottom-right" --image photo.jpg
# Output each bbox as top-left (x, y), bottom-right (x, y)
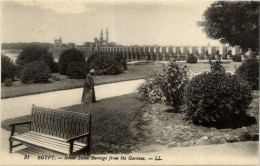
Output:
top-left (134, 91), bottom-right (259, 153)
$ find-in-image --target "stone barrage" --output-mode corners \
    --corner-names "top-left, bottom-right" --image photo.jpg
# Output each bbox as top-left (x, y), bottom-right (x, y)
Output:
top-left (52, 29), bottom-right (257, 61)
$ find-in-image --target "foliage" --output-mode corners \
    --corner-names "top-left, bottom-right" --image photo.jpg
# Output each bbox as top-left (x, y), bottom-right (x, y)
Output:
top-left (186, 54), bottom-right (198, 63)
top-left (138, 60), bottom-right (189, 111)
top-left (115, 53), bottom-right (128, 70)
top-left (1, 42), bottom-right (53, 50)
top-left (236, 57), bottom-right (259, 90)
top-left (66, 62), bottom-right (90, 79)
top-left (58, 48), bottom-right (85, 75)
top-left (232, 54), bottom-right (242, 62)
top-left (137, 77), bottom-right (165, 104)
top-left (52, 62), bottom-right (59, 73)
top-left (184, 62), bottom-right (253, 128)
top-left (1, 54), bottom-right (17, 83)
top-left (16, 45), bottom-right (56, 72)
top-left (209, 60), bottom-right (225, 74)
top-left (4, 78), bottom-right (13, 87)
top-left (87, 53), bottom-right (125, 75)
top-left (20, 60), bottom-right (51, 83)
top-left (198, 1), bottom-right (259, 52)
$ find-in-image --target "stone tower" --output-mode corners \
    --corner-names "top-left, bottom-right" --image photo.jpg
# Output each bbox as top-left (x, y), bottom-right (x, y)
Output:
top-left (105, 29), bottom-right (109, 47)
top-left (100, 30), bottom-right (103, 47)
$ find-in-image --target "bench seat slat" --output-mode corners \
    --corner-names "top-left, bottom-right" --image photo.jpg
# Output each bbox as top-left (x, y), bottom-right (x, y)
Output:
top-left (11, 135), bottom-right (69, 154)
top-left (11, 133), bottom-right (86, 154)
top-left (18, 134), bottom-right (83, 151)
top-left (20, 133), bottom-right (85, 150)
top-left (29, 131), bottom-right (87, 147)
top-left (13, 135), bottom-right (71, 153)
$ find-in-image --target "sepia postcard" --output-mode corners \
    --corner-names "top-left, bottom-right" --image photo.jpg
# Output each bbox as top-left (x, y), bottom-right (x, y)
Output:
top-left (1, 0), bottom-right (259, 165)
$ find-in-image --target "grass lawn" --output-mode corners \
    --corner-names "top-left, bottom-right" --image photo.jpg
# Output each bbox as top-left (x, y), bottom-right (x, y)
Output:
top-left (1, 93), bottom-right (148, 154)
top-left (182, 61), bottom-right (241, 73)
top-left (2, 90), bottom-right (258, 154)
top-left (1, 63), bottom-right (162, 99)
top-left (1, 61), bottom-right (241, 99)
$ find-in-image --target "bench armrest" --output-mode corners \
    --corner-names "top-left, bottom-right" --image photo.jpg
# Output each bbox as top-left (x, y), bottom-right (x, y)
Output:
top-left (9, 121), bottom-right (31, 127)
top-left (9, 121), bottom-right (31, 137)
top-left (66, 133), bottom-right (90, 143)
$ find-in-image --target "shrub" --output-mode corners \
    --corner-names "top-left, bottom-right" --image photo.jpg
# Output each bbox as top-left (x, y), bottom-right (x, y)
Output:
top-left (209, 60), bottom-right (225, 74)
top-left (186, 54), bottom-right (198, 63)
top-left (138, 60), bottom-right (189, 111)
top-left (236, 57), bottom-right (259, 90)
top-left (51, 75), bottom-right (61, 81)
top-left (16, 45), bottom-right (56, 72)
top-left (184, 62), bottom-right (253, 128)
top-left (4, 78), bottom-right (13, 87)
top-left (1, 54), bottom-right (17, 83)
top-left (115, 53), bottom-right (127, 70)
top-left (137, 77), bottom-right (165, 104)
top-left (66, 62), bottom-right (90, 79)
top-left (52, 62), bottom-right (59, 73)
top-left (20, 60), bottom-right (51, 83)
top-left (59, 48), bottom-right (85, 75)
top-left (87, 53), bottom-right (125, 75)
top-left (232, 54), bottom-right (242, 62)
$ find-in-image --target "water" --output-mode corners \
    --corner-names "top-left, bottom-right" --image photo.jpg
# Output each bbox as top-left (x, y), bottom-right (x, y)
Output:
top-left (1, 53), bottom-right (19, 62)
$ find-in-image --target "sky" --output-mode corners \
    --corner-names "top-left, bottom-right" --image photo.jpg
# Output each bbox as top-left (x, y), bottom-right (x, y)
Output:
top-left (1, 0), bottom-right (222, 46)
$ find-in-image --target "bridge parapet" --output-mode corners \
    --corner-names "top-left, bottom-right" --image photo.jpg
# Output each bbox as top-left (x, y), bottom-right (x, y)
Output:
top-left (52, 44), bottom-right (246, 62)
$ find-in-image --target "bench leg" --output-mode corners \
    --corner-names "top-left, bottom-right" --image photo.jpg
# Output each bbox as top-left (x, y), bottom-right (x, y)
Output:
top-left (9, 138), bottom-right (13, 154)
top-left (69, 141), bottom-right (74, 155)
top-left (86, 145), bottom-right (91, 156)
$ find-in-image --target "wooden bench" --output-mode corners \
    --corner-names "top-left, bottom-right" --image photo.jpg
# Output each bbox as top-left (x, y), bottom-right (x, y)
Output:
top-left (9, 105), bottom-right (91, 156)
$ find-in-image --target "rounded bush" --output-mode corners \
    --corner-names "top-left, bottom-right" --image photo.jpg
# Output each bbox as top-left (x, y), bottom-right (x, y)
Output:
top-left (1, 54), bottom-right (17, 83)
top-left (20, 60), bottom-right (51, 83)
top-left (66, 62), bottom-right (90, 79)
top-left (115, 53), bottom-right (127, 70)
top-left (16, 45), bottom-right (55, 72)
top-left (184, 71), bottom-right (253, 128)
top-left (138, 60), bottom-right (189, 111)
top-left (232, 54), bottom-right (242, 62)
top-left (87, 53), bottom-right (125, 75)
top-left (186, 54), bottom-right (198, 63)
top-left (59, 48), bottom-right (85, 75)
top-left (236, 57), bottom-right (259, 90)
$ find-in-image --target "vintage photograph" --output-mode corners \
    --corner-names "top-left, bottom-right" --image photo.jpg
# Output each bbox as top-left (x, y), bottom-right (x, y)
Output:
top-left (1, 0), bottom-right (259, 165)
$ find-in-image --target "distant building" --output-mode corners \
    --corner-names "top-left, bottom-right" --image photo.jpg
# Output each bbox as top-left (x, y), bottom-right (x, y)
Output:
top-left (68, 43), bottom-right (76, 48)
top-left (54, 37), bottom-right (62, 49)
top-left (92, 29), bottom-right (109, 49)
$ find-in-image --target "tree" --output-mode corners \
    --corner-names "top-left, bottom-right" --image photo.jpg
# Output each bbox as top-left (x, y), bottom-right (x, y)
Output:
top-left (20, 60), bottom-right (51, 83)
top-left (16, 45), bottom-right (55, 72)
top-left (1, 54), bottom-right (17, 83)
top-left (58, 48), bottom-right (85, 75)
top-left (198, 1), bottom-right (259, 52)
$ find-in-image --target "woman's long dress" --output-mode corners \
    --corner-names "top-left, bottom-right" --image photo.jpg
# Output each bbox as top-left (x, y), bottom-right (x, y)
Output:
top-left (81, 74), bottom-right (96, 103)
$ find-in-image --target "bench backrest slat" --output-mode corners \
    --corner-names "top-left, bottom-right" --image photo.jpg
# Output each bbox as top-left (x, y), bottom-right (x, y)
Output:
top-left (31, 106), bottom-right (90, 143)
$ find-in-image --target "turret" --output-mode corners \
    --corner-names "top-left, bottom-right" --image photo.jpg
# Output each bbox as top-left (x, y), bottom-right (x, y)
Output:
top-left (105, 29), bottom-right (109, 47)
top-left (100, 30), bottom-right (103, 45)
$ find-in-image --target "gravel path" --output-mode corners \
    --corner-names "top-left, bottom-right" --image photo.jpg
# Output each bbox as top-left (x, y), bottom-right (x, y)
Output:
top-left (1, 79), bottom-right (145, 120)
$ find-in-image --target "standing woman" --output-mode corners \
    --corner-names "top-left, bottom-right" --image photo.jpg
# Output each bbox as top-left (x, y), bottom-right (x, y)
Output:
top-left (81, 70), bottom-right (96, 103)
